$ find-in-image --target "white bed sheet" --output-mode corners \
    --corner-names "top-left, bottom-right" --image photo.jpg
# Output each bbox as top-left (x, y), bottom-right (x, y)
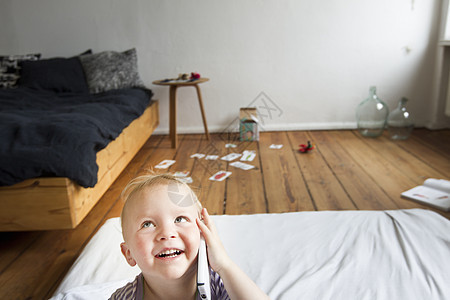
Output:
top-left (52, 209), bottom-right (450, 300)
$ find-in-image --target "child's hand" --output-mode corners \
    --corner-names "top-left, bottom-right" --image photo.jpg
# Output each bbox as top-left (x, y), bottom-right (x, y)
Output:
top-left (196, 208), bottom-right (271, 299)
top-left (196, 208), bottom-right (231, 273)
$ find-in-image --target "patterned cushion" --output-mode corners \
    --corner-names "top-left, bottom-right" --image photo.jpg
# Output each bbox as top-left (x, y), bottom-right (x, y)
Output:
top-left (0, 53), bottom-right (41, 88)
top-left (79, 48), bottom-right (144, 93)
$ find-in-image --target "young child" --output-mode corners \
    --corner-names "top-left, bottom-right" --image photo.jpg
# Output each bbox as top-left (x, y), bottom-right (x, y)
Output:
top-left (110, 173), bottom-right (270, 300)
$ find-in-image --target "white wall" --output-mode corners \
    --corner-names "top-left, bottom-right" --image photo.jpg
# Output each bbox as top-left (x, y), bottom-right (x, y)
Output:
top-left (1, 0), bottom-right (449, 133)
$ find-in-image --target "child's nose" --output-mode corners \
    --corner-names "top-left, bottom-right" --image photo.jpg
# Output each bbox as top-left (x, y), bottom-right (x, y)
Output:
top-left (156, 224), bottom-right (177, 240)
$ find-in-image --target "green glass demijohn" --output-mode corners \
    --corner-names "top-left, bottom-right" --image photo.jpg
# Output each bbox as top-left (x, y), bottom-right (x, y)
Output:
top-left (387, 97), bottom-right (414, 140)
top-left (356, 86), bottom-right (389, 137)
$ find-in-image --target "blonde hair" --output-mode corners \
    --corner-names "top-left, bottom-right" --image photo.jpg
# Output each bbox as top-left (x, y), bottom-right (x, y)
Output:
top-left (120, 173), bottom-right (202, 235)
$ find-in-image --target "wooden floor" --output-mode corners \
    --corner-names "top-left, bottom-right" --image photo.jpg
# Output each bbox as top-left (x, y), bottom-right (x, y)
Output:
top-left (1, 129), bottom-right (449, 299)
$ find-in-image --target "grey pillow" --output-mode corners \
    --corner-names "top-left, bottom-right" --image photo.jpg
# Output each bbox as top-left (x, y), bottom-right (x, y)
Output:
top-left (79, 48), bottom-right (144, 93)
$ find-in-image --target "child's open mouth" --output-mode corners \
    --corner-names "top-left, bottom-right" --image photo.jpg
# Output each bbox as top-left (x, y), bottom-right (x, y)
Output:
top-left (156, 249), bottom-right (183, 259)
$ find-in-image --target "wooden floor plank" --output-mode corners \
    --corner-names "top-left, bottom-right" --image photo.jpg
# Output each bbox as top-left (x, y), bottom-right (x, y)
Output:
top-left (190, 134), bottom-right (229, 215)
top-left (0, 231), bottom-right (41, 275)
top-left (308, 131), bottom-right (399, 210)
top-left (135, 135), bottom-right (178, 177)
top-left (259, 132), bottom-right (315, 213)
top-left (412, 129), bottom-right (450, 159)
top-left (332, 131), bottom-right (450, 219)
top-left (225, 140), bottom-right (267, 215)
top-left (168, 134), bottom-right (203, 175)
top-left (333, 131), bottom-right (417, 195)
top-left (367, 134), bottom-right (448, 183)
top-left (391, 131), bottom-right (450, 178)
top-left (288, 131), bottom-right (356, 210)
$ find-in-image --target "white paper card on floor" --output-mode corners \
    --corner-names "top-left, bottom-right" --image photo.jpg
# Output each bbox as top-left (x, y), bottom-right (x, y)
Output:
top-left (230, 161), bottom-right (255, 170)
top-left (221, 153), bottom-right (242, 161)
top-left (174, 171), bottom-right (190, 177)
top-left (269, 144), bottom-right (283, 149)
top-left (154, 160), bottom-right (176, 169)
top-left (205, 155), bottom-right (219, 160)
top-left (225, 143), bottom-right (237, 148)
top-left (178, 177), bottom-right (193, 184)
top-left (241, 150), bottom-right (256, 161)
top-left (209, 171), bottom-right (232, 181)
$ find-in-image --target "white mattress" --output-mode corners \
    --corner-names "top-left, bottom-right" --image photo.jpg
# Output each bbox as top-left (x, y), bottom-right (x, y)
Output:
top-left (52, 209), bottom-right (450, 300)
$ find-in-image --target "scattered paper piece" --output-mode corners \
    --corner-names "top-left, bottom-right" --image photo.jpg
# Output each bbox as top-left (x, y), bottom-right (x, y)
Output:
top-left (191, 153), bottom-right (205, 159)
top-left (225, 143), bottom-right (237, 148)
top-left (174, 171), bottom-right (190, 177)
top-left (178, 176), bottom-right (193, 184)
top-left (269, 144), bottom-right (283, 149)
top-left (155, 159), bottom-right (176, 169)
top-left (230, 161), bottom-right (255, 170)
top-left (221, 153), bottom-right (242, 161)
top-left (205, 155), bottom-right (219, 160)
top-left (241, 150), bottom-right (256, 161)
top-left (209, 171), bottom-right (232, 181)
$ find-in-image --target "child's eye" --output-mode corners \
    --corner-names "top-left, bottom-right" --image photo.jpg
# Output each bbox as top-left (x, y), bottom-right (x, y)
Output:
top-left (142, 221), bottom-right (155, 228)
top-left (175, 216), bottom-right (188, 223)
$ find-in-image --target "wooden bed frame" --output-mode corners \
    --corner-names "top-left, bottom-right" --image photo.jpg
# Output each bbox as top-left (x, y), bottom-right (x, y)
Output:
top-left (0, 100), bottom-right (159, 231)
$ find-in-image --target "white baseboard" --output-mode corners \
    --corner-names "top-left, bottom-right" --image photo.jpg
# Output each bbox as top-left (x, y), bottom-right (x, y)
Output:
top-left (153, 122), bottom-right (358, 135)
top-left (153, 119), bottom-right (449, 135)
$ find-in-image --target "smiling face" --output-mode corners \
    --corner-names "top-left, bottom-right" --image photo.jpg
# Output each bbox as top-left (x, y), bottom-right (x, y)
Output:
top-left (120, 182), bottom-right (201, 281)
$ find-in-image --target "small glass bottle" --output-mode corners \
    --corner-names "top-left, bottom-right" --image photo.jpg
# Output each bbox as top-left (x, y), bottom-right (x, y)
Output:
top-left (387, 97), bottom-right (414, 140)
top-left (356, 86), bottom-right (389, 137)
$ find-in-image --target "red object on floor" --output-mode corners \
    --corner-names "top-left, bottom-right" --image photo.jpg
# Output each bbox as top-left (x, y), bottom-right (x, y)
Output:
top-left (299, 141), bottom-right (314, 153)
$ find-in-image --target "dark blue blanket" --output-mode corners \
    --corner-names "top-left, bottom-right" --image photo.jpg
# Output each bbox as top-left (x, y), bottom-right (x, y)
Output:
top-left (0, 87), bottom-right (152, 187)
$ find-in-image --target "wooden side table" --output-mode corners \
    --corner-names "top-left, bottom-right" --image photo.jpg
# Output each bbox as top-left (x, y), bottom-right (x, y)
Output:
top-left (153, 78), bottom-right (210, 148)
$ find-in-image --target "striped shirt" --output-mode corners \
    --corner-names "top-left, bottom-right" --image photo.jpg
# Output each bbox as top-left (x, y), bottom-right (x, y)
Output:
top-left (109, 268), bottom-right (230, 300)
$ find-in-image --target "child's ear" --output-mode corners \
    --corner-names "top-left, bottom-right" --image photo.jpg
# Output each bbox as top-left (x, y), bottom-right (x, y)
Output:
top-left (121, 242), bottom-right (137, 267)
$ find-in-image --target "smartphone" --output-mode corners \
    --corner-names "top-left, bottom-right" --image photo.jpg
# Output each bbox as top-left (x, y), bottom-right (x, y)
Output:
top-left (197, 236), bottom-right (211, 300)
